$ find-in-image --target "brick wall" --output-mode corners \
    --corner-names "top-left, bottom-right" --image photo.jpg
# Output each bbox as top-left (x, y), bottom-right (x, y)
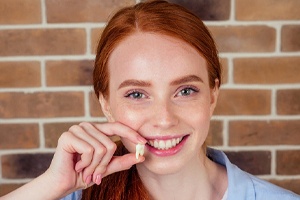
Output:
top-left (0, 0), bottom-right (299, 196)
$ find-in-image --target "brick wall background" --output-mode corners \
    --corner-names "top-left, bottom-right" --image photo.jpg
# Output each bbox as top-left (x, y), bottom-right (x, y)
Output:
top-left (0, 0), bottom-right (300, 196)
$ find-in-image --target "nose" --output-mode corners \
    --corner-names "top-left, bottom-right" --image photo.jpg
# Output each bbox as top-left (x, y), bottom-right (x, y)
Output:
top-left (151, 99), bottom-right (179, 129)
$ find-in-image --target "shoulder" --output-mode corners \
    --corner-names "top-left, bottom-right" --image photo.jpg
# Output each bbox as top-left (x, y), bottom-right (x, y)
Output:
top-left (207, 148), bottom-right (300, 200)
top-left (60, 190), bottom-right (82, 200)
top-left (249, 174), bottom-right (300, 199)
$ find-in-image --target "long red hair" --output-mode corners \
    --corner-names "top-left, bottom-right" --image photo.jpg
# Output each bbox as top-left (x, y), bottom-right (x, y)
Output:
top-left (84, 0), bottom-right (222, 199)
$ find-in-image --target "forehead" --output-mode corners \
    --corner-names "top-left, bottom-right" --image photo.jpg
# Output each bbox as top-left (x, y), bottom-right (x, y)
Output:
top-left (107, 32), bottom-right (208, 84)
top-left (110, 32), bottom-right (200, 60)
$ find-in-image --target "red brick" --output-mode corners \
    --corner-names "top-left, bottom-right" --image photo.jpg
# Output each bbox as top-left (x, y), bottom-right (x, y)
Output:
top-left (2, 153), bottom-right (53, 179)
top-left (0, 61), bottom-right (41, 88)
top-left (44, 122), bottom-right (119, 148)
top-left (44, 122), bottom-right (79, 148)
top-left (236, 0), bottom-right (300, 20)
top-left (268, 179), bottom-right (300, 195)
top-left (277, 89), bottom-right (300, 115)
top-left (234, 57), bottom-right (300, 84)
top-left (89, 91), bottom-right (105, 117)
top-left (46, 60), bottom-right (93, 86)
top-left (277, 150), bottom-right (300, 175)
top-left (220, 58), bottom-right (228, 84)
top-left (206, 120), bottom-right (223, 146)
top-left (0, 92), bottom-right (84, 118)
top-left (0, 0), bottom-right (41, 24)
top-left (229, 120), bottom-right (300, 146)
top-left (0, 29), bottom-right (86, 56)
top-left (209, 26), bottom-right (276, 52)
top-left (214, 89), bottom-right (271, 115)
top-left (46, 0), bottom-right (135, 23)
top-left (225, 151), bottom-right (271, 175)
top-left (281, 25), bottom-right (300, 52)
top-left (91, 28), bottom-right (104, 54)
top-left (168, 0), bottom-right (230, 20)
top-left (0, 124), bottom-right (39, 149)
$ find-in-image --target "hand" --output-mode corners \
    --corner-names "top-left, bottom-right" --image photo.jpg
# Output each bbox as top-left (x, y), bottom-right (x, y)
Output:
top-left (45, 122), bottom-right (147, 198)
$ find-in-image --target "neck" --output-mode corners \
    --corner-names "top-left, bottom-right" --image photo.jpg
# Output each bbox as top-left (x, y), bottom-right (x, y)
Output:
top-left (137, 153), bottom-right (227, 200)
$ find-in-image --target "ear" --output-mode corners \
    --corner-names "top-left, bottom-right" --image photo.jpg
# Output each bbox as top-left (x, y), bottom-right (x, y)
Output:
top-left (99, 94), bottom-right (115, 122)
top-left (210, 79), bottom-right (220, 117)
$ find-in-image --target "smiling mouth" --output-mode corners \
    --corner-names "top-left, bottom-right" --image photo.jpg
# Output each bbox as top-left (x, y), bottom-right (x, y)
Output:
top-left (147, 136), bottom-right (185, 150)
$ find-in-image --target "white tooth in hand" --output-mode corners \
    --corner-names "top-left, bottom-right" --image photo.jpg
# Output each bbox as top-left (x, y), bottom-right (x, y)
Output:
top-left (136, 143), bottom-right (145, 160)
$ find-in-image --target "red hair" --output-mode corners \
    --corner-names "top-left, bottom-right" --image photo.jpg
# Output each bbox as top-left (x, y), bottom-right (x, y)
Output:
top-left (93, 0), bottom-right (221, 99)
top-left (85, 0), bottom-right (222, 199)
top-left (82, 141), bottom-right (151, 199)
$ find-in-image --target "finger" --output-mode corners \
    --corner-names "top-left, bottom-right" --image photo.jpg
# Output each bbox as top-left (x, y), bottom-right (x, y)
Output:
top-left (79, 123), bottom-right (117, 181)
top-left (91, 140), bottom-right (116, 183)
top-left (57, 131), bottom-right (94, 172)
top-left (76, 171), bottom-right (94, 190)
top-left (102, 153), bottom-right (145, 178)
top-left (69, 124), bottom-right (107, 181)
top-left (93, 122), bottom-right (147, 144)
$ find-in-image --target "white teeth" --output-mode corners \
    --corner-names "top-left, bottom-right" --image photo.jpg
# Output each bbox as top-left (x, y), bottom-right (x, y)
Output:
top-left (159, 140), bottom-right (165, 149)
top-left (136, 143), bottom-right (145, 160)
top-left (172, 139), bottom-right (176, 146)
top-left (149, 137), bottom-right (183, 150)
top-left (166, 140), bottom-right (172, 149)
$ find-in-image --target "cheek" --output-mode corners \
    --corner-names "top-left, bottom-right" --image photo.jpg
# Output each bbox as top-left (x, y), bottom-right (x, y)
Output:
top-left (111, 105), bottom-right (146, 153)
top-left (187, 101), bottom-right (212, 135)
top-left (112, 105), bottom-right (145, 131)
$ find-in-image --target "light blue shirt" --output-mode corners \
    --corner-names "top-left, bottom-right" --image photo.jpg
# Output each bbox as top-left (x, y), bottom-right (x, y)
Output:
top-left (208, 148), bottom-right (300, 200)
top-left (62, 148), bottom-right (300, 200)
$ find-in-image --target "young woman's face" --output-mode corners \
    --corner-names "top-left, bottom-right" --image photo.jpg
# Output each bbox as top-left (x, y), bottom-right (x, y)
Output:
top-left (102, 32), bottom-right (219, 175)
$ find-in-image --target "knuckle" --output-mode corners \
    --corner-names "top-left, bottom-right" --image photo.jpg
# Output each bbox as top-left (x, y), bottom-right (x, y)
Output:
top-left (95, 166), bottom-right (107, 175)
top-left (68, 124), bottom-right (81, 132)
top-left (58, 131), bottom-right (71, 143)
top-left (107, 142), bottom-right (117, 152)
top-left (79, 121), bottom-right (90, 127)
top-left (84, 146), bottom-right (94, 155)
top-left (94, 145), bottom-right (106, 156)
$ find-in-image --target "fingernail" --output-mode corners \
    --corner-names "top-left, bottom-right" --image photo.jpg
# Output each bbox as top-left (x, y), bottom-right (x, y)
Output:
top-left (137, 136), bottom-right (147, 144)
top-left (138, 156), bottom-right (145, 163)
top-left (75, 163), bottom-right (82, 172)
top-left (85, 175), bottom-right (92, 185)
top-left (95, 174), bottom-right (102, 185)
top-left (76, 167), bottom-right (83, 172)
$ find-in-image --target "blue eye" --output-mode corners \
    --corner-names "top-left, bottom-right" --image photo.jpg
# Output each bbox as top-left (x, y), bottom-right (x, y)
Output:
top-left (177, 87), bottom-right (198, 97)
top-left (125, 91), bottom-right (145, 99)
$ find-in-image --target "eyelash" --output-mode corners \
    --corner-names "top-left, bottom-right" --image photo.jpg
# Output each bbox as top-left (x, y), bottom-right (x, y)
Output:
top-left (176, 86), bottom-right (199, 97)
top-left (124, 86), bottom-right (199, 99)
top-left (124, 90), bottom-right (147, 99)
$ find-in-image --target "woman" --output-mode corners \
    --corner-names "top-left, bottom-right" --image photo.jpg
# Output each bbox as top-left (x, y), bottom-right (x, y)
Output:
top-left (2, 1), bottom-right (299, 199)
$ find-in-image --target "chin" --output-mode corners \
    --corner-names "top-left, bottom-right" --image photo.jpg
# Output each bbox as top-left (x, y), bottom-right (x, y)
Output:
top-left (137, 156), bottom-right (187, 176)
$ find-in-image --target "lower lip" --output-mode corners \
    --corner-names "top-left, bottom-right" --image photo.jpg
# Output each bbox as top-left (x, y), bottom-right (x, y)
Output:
top-left (146, 136), bottom-right (189, 157)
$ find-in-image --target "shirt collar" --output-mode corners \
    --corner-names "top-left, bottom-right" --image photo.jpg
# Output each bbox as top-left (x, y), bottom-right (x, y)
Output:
top-left (207, 148), bottom-right (256, 199)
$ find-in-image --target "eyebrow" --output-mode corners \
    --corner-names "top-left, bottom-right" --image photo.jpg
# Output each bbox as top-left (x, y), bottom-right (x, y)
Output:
top-left (118, 79), bottom-right (151, 89)
top-left (118, 75), bottom-right (203, 89)
top-left (170, 75), bottom-right (204, 85)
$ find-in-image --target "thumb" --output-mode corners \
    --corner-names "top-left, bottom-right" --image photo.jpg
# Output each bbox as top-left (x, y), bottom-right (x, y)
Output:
top-left (103, 153), bottom-right (145, 177)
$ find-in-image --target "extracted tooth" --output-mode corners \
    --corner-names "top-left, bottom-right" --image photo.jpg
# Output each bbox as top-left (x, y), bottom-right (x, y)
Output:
top-left (136, 143), bottom-right (145, 159)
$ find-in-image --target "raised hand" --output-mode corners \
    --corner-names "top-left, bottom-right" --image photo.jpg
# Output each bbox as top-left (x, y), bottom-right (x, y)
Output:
top-left (1, 122), bottom-right (146, 200)
top-left (47, 122), bottom-right (147, 197)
